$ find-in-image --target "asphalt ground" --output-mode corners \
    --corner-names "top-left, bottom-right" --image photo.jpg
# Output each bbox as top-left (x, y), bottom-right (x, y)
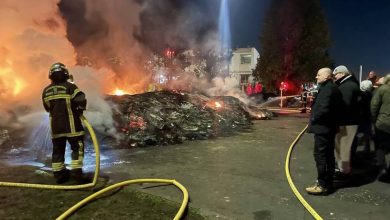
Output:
top-left (100, 113), bottom-right (390, 219)
top-left (2, 113), bottom-right (388, 219)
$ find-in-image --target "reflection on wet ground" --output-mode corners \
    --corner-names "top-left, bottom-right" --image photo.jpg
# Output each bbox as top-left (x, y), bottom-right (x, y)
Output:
top-left (1, 114), bottom-right (389, 219)
top-left (0, 141), bottom-right (123, 172)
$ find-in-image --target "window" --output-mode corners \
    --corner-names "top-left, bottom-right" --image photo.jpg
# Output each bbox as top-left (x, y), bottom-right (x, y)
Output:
top-left (240, 74), bottom-right (250, 84)
top-left (240, 54), bottom-right (252, 64)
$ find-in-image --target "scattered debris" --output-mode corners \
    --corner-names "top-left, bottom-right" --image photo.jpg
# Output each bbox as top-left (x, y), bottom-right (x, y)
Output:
top-left (107, 91), bottom-right (272, 147)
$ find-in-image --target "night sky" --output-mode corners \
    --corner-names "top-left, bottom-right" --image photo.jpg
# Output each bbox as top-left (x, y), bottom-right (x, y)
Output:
top-left (229, 0), bottom-right (390, 77)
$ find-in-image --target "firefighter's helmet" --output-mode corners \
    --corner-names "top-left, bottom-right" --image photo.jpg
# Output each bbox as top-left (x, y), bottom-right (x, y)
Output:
top-left (49, 62), bottom-right (69, 80)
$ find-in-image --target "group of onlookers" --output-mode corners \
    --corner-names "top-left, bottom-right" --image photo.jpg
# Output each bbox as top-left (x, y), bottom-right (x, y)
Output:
top-left (306, 66), bottom-right (390, 195)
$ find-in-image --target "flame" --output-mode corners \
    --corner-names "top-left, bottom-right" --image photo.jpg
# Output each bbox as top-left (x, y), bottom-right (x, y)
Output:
top-left (108, 84), bottom-right (143, 96)
top-left (205, 100), bottom-right (224, 110)
top-left (0, 67), bottom-right (26, 97)
top-left (257, 113), bottom-right (265, 119)
top-left (12, 78), bottom-right (25, 96)
top-left (215, 101), bottom-right (222, 108)
top-left (113, 88), bottom-right (126, 96)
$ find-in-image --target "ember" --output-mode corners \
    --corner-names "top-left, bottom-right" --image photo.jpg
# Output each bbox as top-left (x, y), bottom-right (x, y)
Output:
top-left (206, 100), bottom-right (224, 110)
top-left (128, 114), bottom-right (147, 130)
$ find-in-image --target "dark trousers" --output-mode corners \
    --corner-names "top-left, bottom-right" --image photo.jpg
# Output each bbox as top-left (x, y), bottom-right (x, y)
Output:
top-left (52, 136), bottom-right (85, 173)
top-left (314, 133), bottom-right (336, 188)
top-left (375, 129), bottom-right (390, 171)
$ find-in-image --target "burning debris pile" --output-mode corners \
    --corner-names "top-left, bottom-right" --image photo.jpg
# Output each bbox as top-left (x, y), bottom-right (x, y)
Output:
top-left (108, 91), bottom-right (272, 147)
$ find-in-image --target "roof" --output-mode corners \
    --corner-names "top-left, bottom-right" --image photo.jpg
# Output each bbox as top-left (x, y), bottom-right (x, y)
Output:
top-left (233, 48), bottom-right (253, 54)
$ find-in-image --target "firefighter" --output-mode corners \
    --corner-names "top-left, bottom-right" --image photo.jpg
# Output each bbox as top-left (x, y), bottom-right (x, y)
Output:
top-left (42, 62), bottom-right (87, 184)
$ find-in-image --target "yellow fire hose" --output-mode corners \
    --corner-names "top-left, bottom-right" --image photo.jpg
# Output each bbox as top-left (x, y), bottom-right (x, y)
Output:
top-left (0, 115), bottom-right (100, 190)
top-left (285, 124), bottom-right (323, 220)
top-left (0, 115), bottom-right (189, 220)
top-left (57, 179), bottom-right (188, 220)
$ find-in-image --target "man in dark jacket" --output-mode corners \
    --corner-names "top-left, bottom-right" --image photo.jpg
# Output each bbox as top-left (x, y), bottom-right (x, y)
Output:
top-left (306, 68), bottom-right (343, 195)
top-left (42, 62), bottom-right (87, 184)
top-left (351, 80), bottom-right (373, 161)
top-left (332, 65), bottom-right (360, 177)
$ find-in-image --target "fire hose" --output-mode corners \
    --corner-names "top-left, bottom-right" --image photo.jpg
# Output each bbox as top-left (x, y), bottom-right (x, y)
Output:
top-left (0, 115), bottom-right (189, 220)
top-left (285, 124), bottom-right (323, 220)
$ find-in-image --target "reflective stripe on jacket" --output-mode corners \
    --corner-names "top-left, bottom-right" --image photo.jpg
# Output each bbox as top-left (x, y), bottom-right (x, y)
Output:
top-left (42, 82), bottom-right (86, 139)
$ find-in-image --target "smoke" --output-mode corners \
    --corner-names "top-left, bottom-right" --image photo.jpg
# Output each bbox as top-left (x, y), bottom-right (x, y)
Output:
top-left (164, 73), bottom-right (251, 105)
top-left (58, 0), bottom-right (145, 69)
top-left (0, 1), bottom-right (119, 139)
top-left (0, 0), bottom-right (75, 125)
top-left (70, 66), bottom-right (121, 139)
top-left (207, 76), bottom-right (251, 105)
top-left (0, 0), bottom-right (226, 138)
top-left (0, 1), bottom-right (75, 106)
top-left (58, 0), bottom-right (219, 75)
top-left (57, 0), bottom-right (226, 101)
top-left (135, 0), bottom-right (219, 52)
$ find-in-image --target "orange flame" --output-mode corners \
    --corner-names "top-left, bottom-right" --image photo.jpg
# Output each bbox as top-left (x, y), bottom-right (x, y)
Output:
top-left (108, 84), bottom-right (145, 96)
top-left (205, 100), bottom-right (224, 110)
top-left (12, 78), bottom-right (25, 96)
top-left (0, 67), bottom-right (26, 97)
top-left (215, 101), bottom-right (222, 108)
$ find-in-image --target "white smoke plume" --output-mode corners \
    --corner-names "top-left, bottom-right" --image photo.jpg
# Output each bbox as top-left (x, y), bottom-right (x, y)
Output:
top-left (70, 66), bottom-right (121, 139)
top-left (207, 77), bottom-right (251, 105)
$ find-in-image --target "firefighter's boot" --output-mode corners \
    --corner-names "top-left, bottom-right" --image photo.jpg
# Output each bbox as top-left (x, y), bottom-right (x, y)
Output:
top-left (53, 169), bottom-right (70, 184)
top-left (70, 168), bottom-right (89, 184)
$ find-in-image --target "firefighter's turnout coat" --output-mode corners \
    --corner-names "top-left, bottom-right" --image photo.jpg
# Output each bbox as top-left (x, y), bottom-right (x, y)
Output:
top-left (42, 82), bottom-right (86, 139)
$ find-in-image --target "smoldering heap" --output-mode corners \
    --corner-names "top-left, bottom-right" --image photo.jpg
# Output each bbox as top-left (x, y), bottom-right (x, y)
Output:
top-left (107, 90), bottom-right (272, 147)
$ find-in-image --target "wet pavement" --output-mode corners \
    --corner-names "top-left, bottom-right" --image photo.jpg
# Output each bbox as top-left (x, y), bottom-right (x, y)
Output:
top-left (97, 114), bottom-right (389, 219)
top-left (2, 114), bottom-right (390, 219)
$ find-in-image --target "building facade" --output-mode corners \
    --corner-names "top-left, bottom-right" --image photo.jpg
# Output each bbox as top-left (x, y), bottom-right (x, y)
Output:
top-left (229, 47), bottom-right (259, 85)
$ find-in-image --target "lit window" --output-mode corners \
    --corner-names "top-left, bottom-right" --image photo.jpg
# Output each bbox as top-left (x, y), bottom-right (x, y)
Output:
top-left (240, 54), bottom-right (252, 64)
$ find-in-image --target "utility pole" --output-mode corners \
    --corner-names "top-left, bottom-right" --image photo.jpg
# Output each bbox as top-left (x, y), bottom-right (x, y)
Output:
top-left (280, 88), bottom-right (283, 108)
top-left (279, 81), bottom-right (287, 108)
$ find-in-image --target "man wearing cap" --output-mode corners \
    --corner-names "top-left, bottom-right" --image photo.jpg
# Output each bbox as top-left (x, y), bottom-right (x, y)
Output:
top-left (332, 65), bottom-right (361, 180)
top-left (306, 68), bottom-right (343, 195)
